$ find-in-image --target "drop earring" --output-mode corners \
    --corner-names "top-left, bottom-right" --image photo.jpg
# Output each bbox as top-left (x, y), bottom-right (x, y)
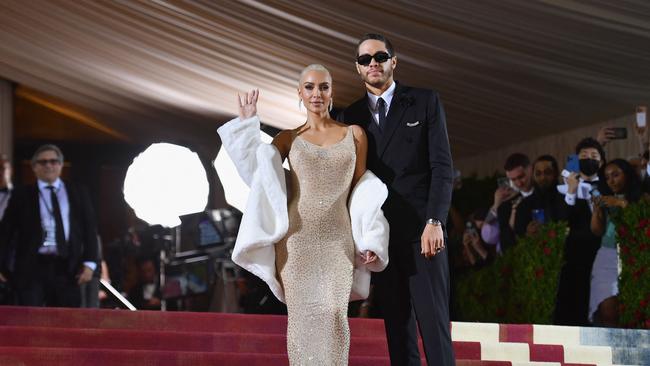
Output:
top-left (299, 99), bottom-right (303, 111)
top-left (329, 99), bottom-right (333, 112)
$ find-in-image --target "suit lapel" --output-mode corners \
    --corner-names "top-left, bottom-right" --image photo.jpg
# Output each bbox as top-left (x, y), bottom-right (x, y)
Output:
top-left (65, 181), bottom-right (76, 213)
top-left (354, 95), bottom-right (384, 157)
top-left (65, 181), bottom-right (79, 244)
top-left (378, 83), bottom-right (409, 158)
top-left (30, 185), bottom-right (43, 243)
top-left (352, 95), bottom-right (373, 130)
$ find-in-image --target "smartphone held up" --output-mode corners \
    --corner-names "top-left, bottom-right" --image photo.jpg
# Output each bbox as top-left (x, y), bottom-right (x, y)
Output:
top-left (465, 221), bottom-right (478, 237)
top-left (566, 154), bottom-right (580, 174)
top-left (609, 127), bottom-right (627, 140)
top-left (497, 177), bottom-right (510, 189)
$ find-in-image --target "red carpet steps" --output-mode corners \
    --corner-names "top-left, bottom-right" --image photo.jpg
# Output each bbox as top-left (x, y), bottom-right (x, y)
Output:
top-left (0, 306), bottom-right (647, 365)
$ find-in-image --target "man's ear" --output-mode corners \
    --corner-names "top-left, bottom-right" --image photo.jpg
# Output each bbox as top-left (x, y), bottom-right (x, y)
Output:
top-left (391, 56), bottom-right (397, 70)
top-left (355, 63), bottom-right (361, 75)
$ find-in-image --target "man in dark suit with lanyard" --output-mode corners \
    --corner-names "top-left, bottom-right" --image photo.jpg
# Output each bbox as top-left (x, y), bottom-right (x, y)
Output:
top-left (0, 144), bottom-right (99, 307)
top-left (338, 33), bottom-right (454, 366)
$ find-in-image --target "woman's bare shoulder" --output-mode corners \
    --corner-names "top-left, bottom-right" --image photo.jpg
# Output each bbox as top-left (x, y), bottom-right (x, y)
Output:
top-left (328, 120), bottom-right (364, 136)
top-left (348, 124), bottom-right (365, 135)
top-left (272, 130), bottom-right (294, 154)
top-left (348, 124), bottom-right (367, 141)
top-left (274, 129), bottom-right (294, 139)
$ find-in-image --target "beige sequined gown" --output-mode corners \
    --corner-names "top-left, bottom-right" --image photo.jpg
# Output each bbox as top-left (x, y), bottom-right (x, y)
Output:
top-left (275, 127), bottom-right (356, 365)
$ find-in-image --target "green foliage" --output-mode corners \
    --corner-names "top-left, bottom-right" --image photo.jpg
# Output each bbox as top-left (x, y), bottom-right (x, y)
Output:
top-left (507, 222), bottom-right (566, 323)
top-left (612, 199), bottom-right (650, 329)
top-left (455, 222), bottom-right (567, 324)
top-left (455, 258), bottom-right (500, 323)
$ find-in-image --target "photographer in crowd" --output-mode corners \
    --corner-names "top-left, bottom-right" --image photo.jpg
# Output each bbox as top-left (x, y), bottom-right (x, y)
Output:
top-left (589, 159), bottom-right (644, 327)
top-left (556, 137), bottom-right (605, 325)
top-left (514, 155), bottom-right (567, 238)
top-left (461, 208), bottom-right (493, 268)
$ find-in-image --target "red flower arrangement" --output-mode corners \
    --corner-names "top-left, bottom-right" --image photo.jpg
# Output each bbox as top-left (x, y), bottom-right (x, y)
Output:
top-left (613, 199), bottom-right (650, 329)
top-left (455, 222), bottom-right (567, 324)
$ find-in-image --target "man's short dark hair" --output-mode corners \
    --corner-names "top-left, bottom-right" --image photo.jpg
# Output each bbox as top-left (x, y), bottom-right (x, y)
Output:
top-left (504, 153), bottom-right (530, 172)
top-left (534, 154), bottom-right (559, 175)
top-left (356, 33), bottom-right (395, 58)
top-left (31, 144), bottom-right (64, 166)
top-left (575, 137), bottom-right (606, 163)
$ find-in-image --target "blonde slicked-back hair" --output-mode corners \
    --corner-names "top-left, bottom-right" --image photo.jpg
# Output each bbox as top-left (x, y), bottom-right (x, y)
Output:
top-left (298, 64), bottom-right (332, 86)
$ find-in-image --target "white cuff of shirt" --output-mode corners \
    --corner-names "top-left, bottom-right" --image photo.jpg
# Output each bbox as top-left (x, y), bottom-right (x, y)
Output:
top-left (84, 261), bottom-right (97, 272)
top-left (565, 193), bottom-right (576, 206)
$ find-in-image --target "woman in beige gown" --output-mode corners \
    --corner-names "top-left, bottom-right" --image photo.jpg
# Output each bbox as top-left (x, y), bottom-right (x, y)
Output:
top-left (237, 64), bottom-right (378, 365)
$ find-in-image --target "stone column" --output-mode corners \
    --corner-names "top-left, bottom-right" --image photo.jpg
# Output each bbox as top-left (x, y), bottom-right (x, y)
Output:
top-left (0, 79), bottom-right (13, 160)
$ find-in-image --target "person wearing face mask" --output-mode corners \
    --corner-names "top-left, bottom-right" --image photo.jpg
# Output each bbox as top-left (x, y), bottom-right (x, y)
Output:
top-left (555, 137), bottom-right (606, 326)
top-left (514, 155), bottom-right (567, 238)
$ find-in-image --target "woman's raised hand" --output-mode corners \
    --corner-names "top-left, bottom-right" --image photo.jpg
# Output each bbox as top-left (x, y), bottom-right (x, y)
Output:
top-left (237, 89), bottom-right (259, 120)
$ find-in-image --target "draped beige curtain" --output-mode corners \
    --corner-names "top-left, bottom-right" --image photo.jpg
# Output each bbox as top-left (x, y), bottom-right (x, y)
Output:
top-left (1, 1), bottom-right (649, 162)
top-left (455, 112), bottom-right (646, 176)
top-left (0, 79), bottom-right (12, 158)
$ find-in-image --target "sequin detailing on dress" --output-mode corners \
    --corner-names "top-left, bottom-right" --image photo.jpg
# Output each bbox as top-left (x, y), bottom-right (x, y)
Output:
top-left (275, 127), bottom-right (356, 365)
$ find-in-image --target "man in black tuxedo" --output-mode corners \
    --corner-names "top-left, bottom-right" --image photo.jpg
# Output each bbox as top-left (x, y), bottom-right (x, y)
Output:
top-left (338, 33), bottom-right (454, 366)
top-left (0, 144), bottom-right (99, 307)
top-left (514, 155), bottom-right (567, 238)
top-left (555, 138), bottom-right (604, 325)
top-left (497, 153), bottom-right (535, 253)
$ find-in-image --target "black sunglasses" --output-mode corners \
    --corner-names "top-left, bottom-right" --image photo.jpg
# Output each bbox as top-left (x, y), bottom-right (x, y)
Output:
top-left (356, 51), bottom-right (391, 66)
top-left (35, 159), bottom-right (61, 166)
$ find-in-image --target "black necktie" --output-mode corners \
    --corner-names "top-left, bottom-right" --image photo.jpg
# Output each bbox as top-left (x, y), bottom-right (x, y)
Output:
top-left (47, 185), bottom-right (68, 257)
top-left (377, 97), bottom-right (387, 132)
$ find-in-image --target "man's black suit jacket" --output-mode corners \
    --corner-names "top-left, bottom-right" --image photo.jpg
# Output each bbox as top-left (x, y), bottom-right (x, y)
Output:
top-left (338, 82), bottom-right (453, 244)
top-left (514, 188), bottom-right (568, 238)
top-left (564, 197), bottom-right (600, 266)
top-left (0, 181), bottom-right (99, 288)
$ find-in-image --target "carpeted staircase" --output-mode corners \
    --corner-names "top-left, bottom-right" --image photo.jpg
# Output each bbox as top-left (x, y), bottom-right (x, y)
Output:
top-left (0, 306), bottom-right (647, 365)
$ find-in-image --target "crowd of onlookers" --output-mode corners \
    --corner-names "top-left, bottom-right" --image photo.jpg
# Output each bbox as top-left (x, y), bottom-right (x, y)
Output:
top-left (447, 125), bottom-right (650, 327)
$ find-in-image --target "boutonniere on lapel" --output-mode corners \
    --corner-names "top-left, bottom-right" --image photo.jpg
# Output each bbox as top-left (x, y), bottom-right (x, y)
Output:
top-left (398, 94), bottom-right (414, 108)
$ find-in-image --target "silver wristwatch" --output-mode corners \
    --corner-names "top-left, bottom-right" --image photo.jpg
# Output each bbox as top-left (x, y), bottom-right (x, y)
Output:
top-left (426, 218), bottom-right (442, 226)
